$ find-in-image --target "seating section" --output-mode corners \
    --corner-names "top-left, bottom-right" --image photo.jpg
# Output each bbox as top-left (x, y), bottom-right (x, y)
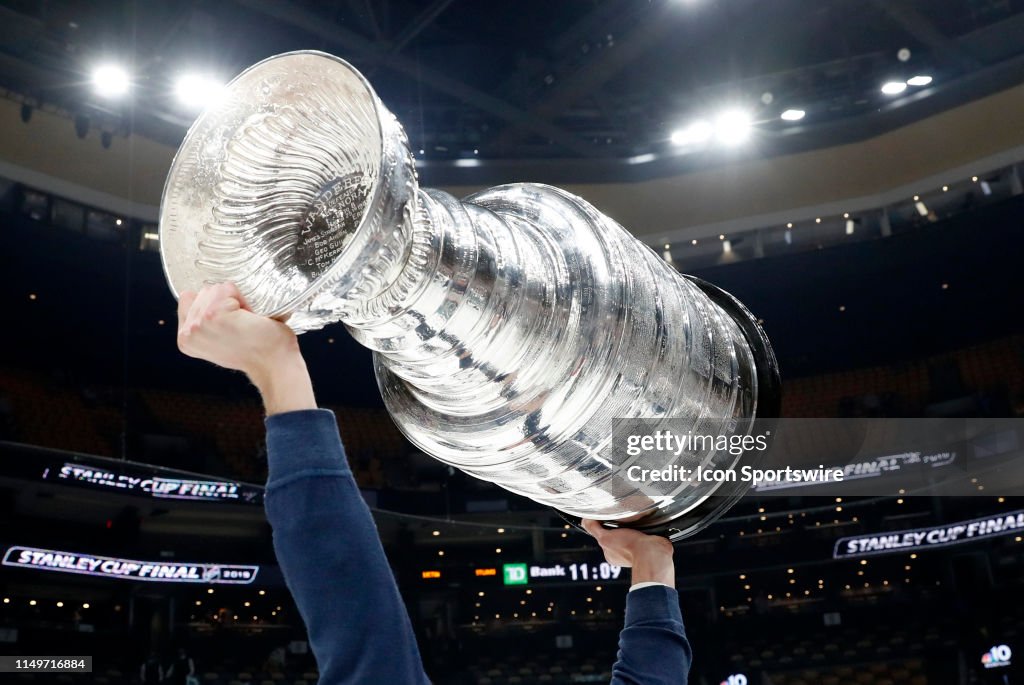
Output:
top-left (722, 618), bottom-right (958, 685)
top-left (142, 389), bottom-right (266, 481)
top-left (0, 369), bottom-right (111, 455)
top-left (781, 334), bottom-right (1023, 417)
top-left (463, 652), bottom-right (613, 685)
top-left (766, 660), bottom-right (929, 685)
top-left (1, 334), bottom-right (1021, 484)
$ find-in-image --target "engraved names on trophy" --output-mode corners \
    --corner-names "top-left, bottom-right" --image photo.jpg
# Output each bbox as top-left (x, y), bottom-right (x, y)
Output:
top-left (297, 173), bottom-right (369, 279)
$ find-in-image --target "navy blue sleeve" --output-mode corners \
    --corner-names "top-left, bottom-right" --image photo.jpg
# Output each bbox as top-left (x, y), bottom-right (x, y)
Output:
top-left (611, 585), bottom-right (692, 685)
top-left (264, 409), bottom-right (430, 685)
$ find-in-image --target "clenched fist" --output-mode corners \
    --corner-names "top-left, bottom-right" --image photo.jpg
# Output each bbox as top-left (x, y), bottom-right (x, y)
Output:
top-left (583, 519), bottom-right (676, 588)
top-left (176, 282), bottom-right (316, 414)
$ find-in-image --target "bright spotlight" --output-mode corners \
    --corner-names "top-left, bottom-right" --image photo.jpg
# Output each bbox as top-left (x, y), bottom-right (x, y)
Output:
top-left (713, 110), bottom-right (752, 146)
top-left (906, 75), bottom-right (933, 87)
top-left (670, 120), bottom-right (712, 146)
top-left (881, 81), bottom-right (907, 95)
top-left (175, 74), bottom-right (224, 109)
top-left (780, 109), bottom-right (805, 121)
top-left (92, 64), bottom-right (131, 97)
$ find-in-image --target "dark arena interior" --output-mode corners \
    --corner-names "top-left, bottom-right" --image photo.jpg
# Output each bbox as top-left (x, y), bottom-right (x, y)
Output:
top-left (1, 1), bottom-right (1024, 684)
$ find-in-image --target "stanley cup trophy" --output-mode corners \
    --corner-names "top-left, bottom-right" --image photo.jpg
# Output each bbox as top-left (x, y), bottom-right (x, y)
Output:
top-left (160, 51), bottom-right (780, 541)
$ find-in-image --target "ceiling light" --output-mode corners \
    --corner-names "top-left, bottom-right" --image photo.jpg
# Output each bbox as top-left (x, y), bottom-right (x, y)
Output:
top-left (780, 109), bottom-right (805, 121)
top-left (846, 220), bottom-right (855, 235)
top-left (92, 64), bottom-right (131, 98)
top-left (175, 73), bottom-right (224, 109)
top-left (881, 81), bottom-right (907, 95)
top-left (670, 120), bottom-right (712, 146)
top-left (907, 75), bottom-right (932, 87)
top-left (713, 109), bottom-right (752, 146)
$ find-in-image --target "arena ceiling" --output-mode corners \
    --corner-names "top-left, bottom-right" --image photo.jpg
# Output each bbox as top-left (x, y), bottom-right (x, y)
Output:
top-left (1, 0), bottom-right (1024, 184)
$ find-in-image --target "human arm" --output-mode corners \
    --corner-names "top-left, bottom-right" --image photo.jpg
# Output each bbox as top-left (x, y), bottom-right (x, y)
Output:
top-left (582, 520), bottom-right (691, 685)
top-left (177, 283), bottom-right (430, 685)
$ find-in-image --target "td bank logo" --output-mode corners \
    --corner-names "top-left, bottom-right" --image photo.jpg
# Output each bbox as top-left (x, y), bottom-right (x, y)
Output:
top-left (503, 563), bottom-right (528, 586)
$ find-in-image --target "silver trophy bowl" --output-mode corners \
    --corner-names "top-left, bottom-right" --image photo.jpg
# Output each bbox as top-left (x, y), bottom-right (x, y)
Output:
top-left (160, 51), bottom-right (780, 540)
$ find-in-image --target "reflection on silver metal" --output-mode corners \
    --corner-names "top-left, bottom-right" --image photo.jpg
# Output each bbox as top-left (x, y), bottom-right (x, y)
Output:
top-left (159, 51), bottom-right (778, 537)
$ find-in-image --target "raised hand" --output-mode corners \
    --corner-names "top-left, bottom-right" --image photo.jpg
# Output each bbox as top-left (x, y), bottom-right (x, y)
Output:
top-left (583, 519), bottom-right (676, 588)
top-left (176, 282), bottom-right (315, 414)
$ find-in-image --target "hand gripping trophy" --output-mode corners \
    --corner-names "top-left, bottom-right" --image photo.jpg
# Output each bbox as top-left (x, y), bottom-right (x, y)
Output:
top-left (159, 51), bottom-right (780, 541)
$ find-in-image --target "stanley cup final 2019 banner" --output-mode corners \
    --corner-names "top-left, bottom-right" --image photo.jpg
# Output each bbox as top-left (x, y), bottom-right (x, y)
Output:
top-left (2, 546), bottom-right (260, 584)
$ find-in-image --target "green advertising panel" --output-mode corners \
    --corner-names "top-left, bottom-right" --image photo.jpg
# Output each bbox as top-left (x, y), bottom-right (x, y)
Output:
top-left (502, 562), bottom-right (528, 586)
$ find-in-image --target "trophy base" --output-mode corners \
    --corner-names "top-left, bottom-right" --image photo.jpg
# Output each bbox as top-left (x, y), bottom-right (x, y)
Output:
top-left (558, 276), bottom-right (782, 543)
